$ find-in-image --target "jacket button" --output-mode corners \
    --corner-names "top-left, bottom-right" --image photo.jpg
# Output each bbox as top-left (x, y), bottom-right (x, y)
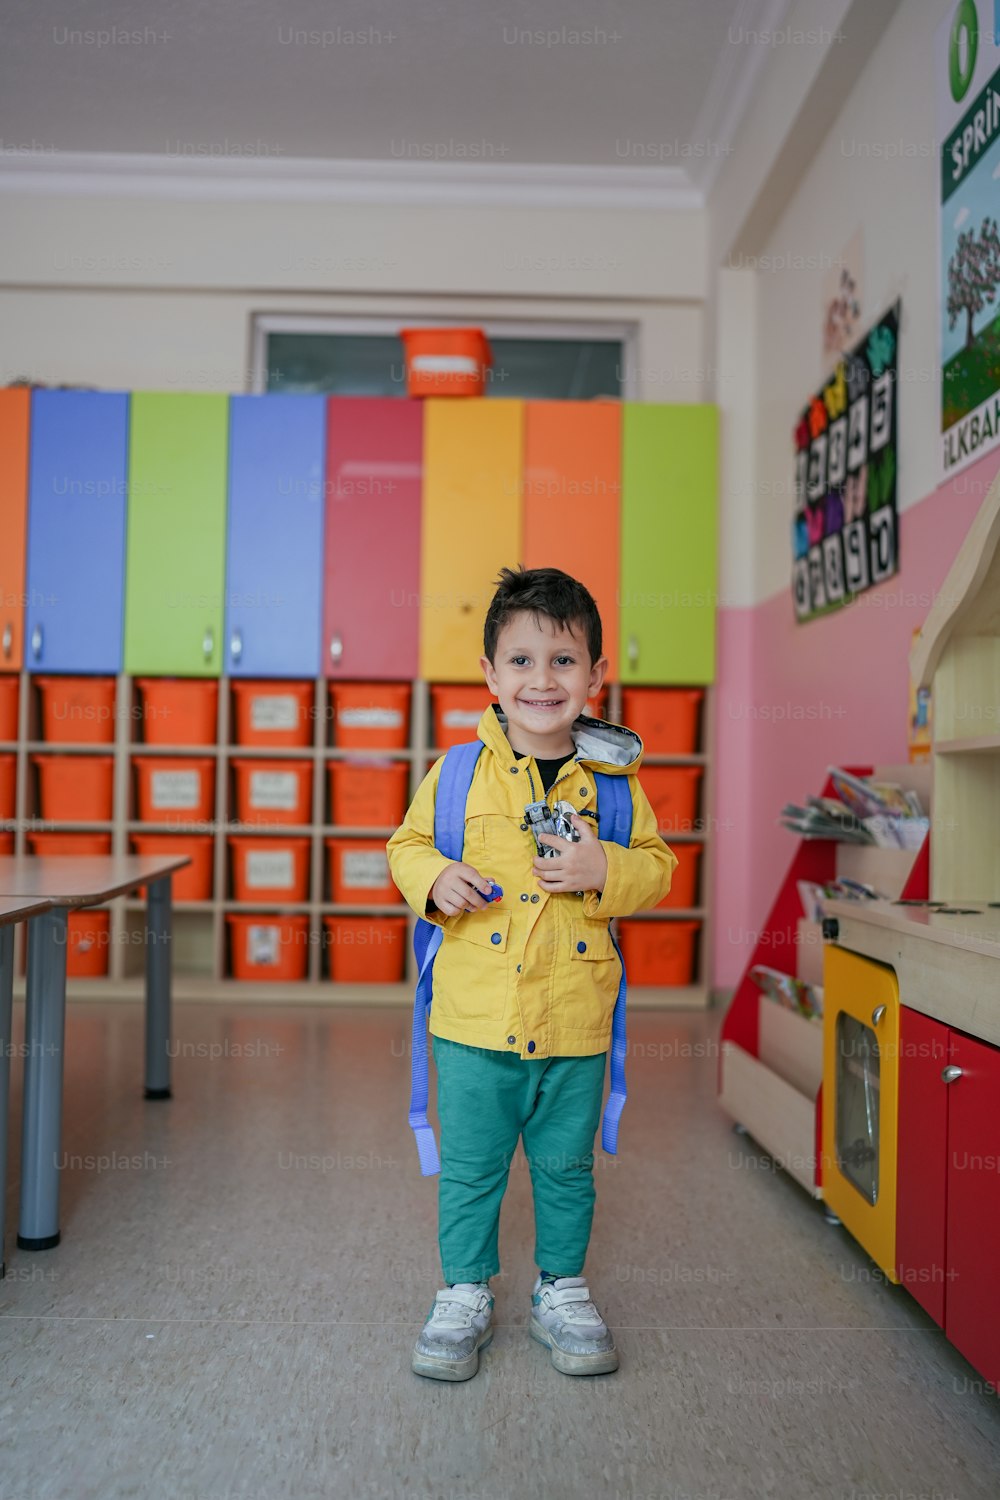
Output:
top-left (579, 787), bottom-right (588, 797)
top-left (519, 822), bottom-right (528, 831)
top-left (507, 1035), bottom-right (516, 1045)
top-left (490, 932), bottom-right (502, 944)
top-left (527, 1041), bottom-right (536, 1054)
top-left (577, 940), bottom-right (587, 953)
top-left (516, 964), bottom-right (521, 973)
top-left (509, 766), bottom-right (519, 774)
top-left (530, 893), bottom-right (540, 903)
top-left (520, 893), bottom-right (529, 902)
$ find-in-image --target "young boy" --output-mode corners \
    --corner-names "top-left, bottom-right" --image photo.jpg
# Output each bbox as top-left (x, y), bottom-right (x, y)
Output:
top-left (386, 566), bottom-right (676, 1381)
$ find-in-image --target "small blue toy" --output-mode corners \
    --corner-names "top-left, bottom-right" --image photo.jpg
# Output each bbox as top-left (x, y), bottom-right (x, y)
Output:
top-left (482, 880), bottom-right (503, 903)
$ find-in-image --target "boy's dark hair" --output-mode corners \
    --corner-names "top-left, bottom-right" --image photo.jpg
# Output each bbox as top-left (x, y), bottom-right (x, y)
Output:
top-left (483, 566), bottom-right (603, 665)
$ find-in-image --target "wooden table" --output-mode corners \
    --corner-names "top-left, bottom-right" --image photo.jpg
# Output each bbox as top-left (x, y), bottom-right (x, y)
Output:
top-left (0, 895), bottom-right (56, 1277)
top-left (0, 855), bottom-right (189, 1254)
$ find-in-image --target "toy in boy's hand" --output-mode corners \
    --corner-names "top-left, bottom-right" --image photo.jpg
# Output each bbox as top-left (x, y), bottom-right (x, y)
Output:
top-left (524, 799), bottom-right (580, 858)
top-left (482, 880), bottom-right (503, 903)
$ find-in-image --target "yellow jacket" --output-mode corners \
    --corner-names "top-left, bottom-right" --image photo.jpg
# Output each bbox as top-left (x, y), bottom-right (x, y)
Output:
top-left (386, 705), bottom-right (677, 1059)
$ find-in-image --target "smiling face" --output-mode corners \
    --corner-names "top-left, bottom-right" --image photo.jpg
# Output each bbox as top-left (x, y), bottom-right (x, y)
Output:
top-left (480, 611), bottom-right (608, 758)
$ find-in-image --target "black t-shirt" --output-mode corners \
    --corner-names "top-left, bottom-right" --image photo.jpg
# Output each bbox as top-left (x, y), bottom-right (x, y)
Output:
top-left (513, 750), bottom-right (573, 796)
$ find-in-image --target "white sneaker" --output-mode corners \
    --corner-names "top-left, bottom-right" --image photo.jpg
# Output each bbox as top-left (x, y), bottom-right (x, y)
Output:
top-left (412, 1283), bottom-right (494, 1382)
top-left (530, 1275), bottom-right (619, 1375)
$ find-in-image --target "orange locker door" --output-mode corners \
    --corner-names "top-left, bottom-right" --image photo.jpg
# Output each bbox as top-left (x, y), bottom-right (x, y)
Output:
top-left (522, 402), bottom-right (621, 682)
top-left (0, 388), bottom-right (30, 671)
top-left (420, 399), bottom-right (523, 682)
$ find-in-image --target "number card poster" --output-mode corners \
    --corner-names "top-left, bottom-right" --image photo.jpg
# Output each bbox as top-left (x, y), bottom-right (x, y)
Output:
top-left (792, 302), bottom-right (899, 624)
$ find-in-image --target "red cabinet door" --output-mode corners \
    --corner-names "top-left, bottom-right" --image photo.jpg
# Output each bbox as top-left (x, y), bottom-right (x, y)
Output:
top-left (323, 398), bottom-right (422, 681)
top-left (946, 1029), bottom-right (1000, 1388)
top-left (895, 1008), bottom-right (949, 1325)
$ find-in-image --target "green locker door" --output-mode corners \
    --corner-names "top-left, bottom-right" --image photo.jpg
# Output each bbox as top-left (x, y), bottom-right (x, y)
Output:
top-left (620, 404), bottom-right (718, 684)
top-left (124, 394), bottom-right (229, 676)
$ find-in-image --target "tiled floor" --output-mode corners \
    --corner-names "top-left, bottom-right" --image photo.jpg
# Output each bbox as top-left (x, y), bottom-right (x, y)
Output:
top-left (1, 1001), bottom-right (998, 1500)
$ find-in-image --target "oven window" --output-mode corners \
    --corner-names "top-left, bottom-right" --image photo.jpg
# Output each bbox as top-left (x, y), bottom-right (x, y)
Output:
top-left (834, 1012), bottom-right (880, 1205)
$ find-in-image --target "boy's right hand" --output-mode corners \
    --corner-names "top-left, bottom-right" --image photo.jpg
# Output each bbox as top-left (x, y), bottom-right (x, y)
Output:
top-left (429, 863), bottom-right (496, 916)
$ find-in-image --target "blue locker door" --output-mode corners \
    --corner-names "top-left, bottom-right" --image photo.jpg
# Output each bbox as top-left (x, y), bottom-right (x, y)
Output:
top-left (25, 390), bottom-right (129, 673)
top-left (225, 395), bottom-right (326, 678)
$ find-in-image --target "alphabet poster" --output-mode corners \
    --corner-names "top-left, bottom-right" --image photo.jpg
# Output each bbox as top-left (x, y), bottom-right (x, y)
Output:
top-left (792, 302), bottom-right (900, 623)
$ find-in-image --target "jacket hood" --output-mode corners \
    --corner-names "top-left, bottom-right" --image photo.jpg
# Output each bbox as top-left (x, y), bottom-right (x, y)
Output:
top-left (476, 702), bottom-right (642, 776)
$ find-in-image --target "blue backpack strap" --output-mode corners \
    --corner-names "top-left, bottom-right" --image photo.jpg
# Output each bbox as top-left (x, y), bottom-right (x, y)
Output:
top-left (409, 741), bottom-right (484, 1175)
top-left (594, 773), bottom-right (633, 1155)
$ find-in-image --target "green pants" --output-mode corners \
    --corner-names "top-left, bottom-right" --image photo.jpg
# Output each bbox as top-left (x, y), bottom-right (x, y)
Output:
top-left (433, 1035), bottom-right (608, 1285)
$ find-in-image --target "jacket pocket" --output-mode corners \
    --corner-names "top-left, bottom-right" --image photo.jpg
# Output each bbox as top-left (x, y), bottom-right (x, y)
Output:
top-left (448, 908), bottom-right (511, 953)
top-left (569, 918), bottom-right (618, 963)
top-left (436, 908), bottom-right (511, 1021)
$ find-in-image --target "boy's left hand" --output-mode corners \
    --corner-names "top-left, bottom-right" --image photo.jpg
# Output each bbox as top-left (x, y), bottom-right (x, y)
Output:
top-left (533, 813), bottom-right (608, 894)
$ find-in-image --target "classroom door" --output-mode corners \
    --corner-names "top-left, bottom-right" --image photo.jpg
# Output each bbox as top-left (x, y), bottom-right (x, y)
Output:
top-left (420, 400), bottom-right (523, 682)
top-left (25, 390), bottom-right (130, 674)
top-left (620, 404), bottom-right (718, 684)
top-left (323, 397), bottom-right (422, 681)
top-left (522, 402), bottom-right (620, 681)
top-left (0, 389), bottom-right (30, 672)
top-left (124, 394), bottom-right (229, 677)
top-left (226, 395), bottom-right (326, 678)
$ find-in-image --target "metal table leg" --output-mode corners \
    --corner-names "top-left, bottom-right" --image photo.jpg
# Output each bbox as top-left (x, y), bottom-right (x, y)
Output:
top-left (18, 909), bottom-right (68, 1251)
top-left (0, 926), bottom-right (14, 1275)
top-left (145, 875), bottom-right (172, 1100)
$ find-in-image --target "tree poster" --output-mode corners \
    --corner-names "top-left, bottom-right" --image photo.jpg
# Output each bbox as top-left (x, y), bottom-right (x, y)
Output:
top-left (792, 303), bottom-right (900, 623)
top-left (938, 0), bottom-right (1000, 477)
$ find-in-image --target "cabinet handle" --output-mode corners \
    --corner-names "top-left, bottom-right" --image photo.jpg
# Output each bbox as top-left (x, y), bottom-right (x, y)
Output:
top-left (31, 623), bottom-right (43, 661)
top-left (329, 634), bottom-right (343, 665)
top-left (941, 1065), bottom-right (963, 1084)
top-left (202, 627), bottom-right (214, 662)
top-left (871, 1004), bottom-right (886, 1027)
top-left (628, 634), bottom-right (639, 670)
top-left (2, 622), bottom-right (12, 659)
top-left (230, 628), bottom-right (243, 664)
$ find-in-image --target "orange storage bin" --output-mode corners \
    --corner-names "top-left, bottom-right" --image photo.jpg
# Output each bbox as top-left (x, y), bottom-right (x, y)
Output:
top-left (130, 833), bottom-right (214, 901)
top-left (28, 831), bottom-right (112, 855)
top-left (0, 674), bottom-right (20, 740)
top-left (618, 919), bottom-right (699, 986)
top-left (431, 685), bottom-right (495, 749)
top-left (35, 675), bottom-right (116, 744)
top-left (229, 835), bottom-right (310, 902)
top-left (33, 754), bottom-right (114, 821)
top-left (329, 682), bottom-right (410, 749)
top-left (323, 915), bottom-right (407, 983)
top-left (656, 843), bottom-right (702, 911)
top-left (231, 680), bottom-right (313, 748)
top-left (328, 760), bottom-right (409, 828)
top-left (0, 832), bottom-right (12, 853)
top-left (67, 908), bottom-right (110, 978)
top-left (226, 913), bottom-right (310, 981)
top-left (0, 752), bottom-right (15, 819)
top-left (400, 327), bottom-right (492, 398)
top-left (136, 678), bottom-right (219, 746)
top-left (640, 766), bottom-right (703, 833)
top-left (622, 689), bottom-right (704, 754)
top-left (585, 689), bottom-right (608, 721)
top-left (134, 756), bottom-right (215, 824)
top-left (230, 758), bottom-right (312, 826)
top-left (325, 837), bottom-right (401, 905)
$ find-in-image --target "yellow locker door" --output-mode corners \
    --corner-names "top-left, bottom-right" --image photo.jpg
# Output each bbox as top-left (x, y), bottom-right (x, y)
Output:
top-left (420, 400), bottom-right (524, 681)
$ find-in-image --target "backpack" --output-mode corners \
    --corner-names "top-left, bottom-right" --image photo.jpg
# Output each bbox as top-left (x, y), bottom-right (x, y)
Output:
top-left (408, 739), bottom-right (633, 1176)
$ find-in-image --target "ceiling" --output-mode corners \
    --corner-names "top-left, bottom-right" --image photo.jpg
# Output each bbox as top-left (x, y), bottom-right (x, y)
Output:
top-left (0, 0), bottom-right (792, 199)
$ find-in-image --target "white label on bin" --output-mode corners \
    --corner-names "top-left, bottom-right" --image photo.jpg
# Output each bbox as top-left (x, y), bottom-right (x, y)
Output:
top-left (249, 770), bottom-right (298, 810)
top-left (410, 354), bottom-right (479, 376)
top-left (338, 707), bottom-right (403, 729)
top-left (251, 696), bottom-right (299, 731)
top-left (246, 850), bottom-right (294, 889)
top-left (151, 769), bottom-right (200, 810)
top-left (247, 924), bottom-right (280, 965)
top-left (442, 709), bottom-right (483, 728)
top-left (341, 850), bottom-right (389, 889)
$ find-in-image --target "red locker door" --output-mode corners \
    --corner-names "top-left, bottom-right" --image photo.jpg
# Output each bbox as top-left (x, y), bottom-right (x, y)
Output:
top-left (323, 398), bottom-right (422, 680)
top-left (946, 1029), bottom-right (1000, 1388)
top-left (895, 1007), bottom-right (949, 1325)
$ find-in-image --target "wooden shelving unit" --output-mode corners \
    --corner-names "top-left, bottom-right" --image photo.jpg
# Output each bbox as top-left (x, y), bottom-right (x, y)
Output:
top-left (2, 674), bottom-right (714, 1006)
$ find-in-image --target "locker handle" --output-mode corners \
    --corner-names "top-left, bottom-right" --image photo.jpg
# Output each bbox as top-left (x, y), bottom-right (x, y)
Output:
top-left (871, 1004), bottom-right (886, 1027)
top-left (230, 628), bottom-right (243, 664)
top-left (628, 634), bottom-right (639, 670)
top-left (202, 627), bottom-right (214, 663)
top-left (329, 634), bottom-right (343, 665)
top-left (2, 622), bottom-right (12, 659)
top-left (31, 623), bottom-right (43, 661)
top-left (941, 1065), bottom-right (963, 1084)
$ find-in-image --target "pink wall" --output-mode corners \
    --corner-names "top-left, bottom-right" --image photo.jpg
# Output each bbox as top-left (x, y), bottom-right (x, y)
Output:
top-left (711, 448), bottom-right (1000, 990)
